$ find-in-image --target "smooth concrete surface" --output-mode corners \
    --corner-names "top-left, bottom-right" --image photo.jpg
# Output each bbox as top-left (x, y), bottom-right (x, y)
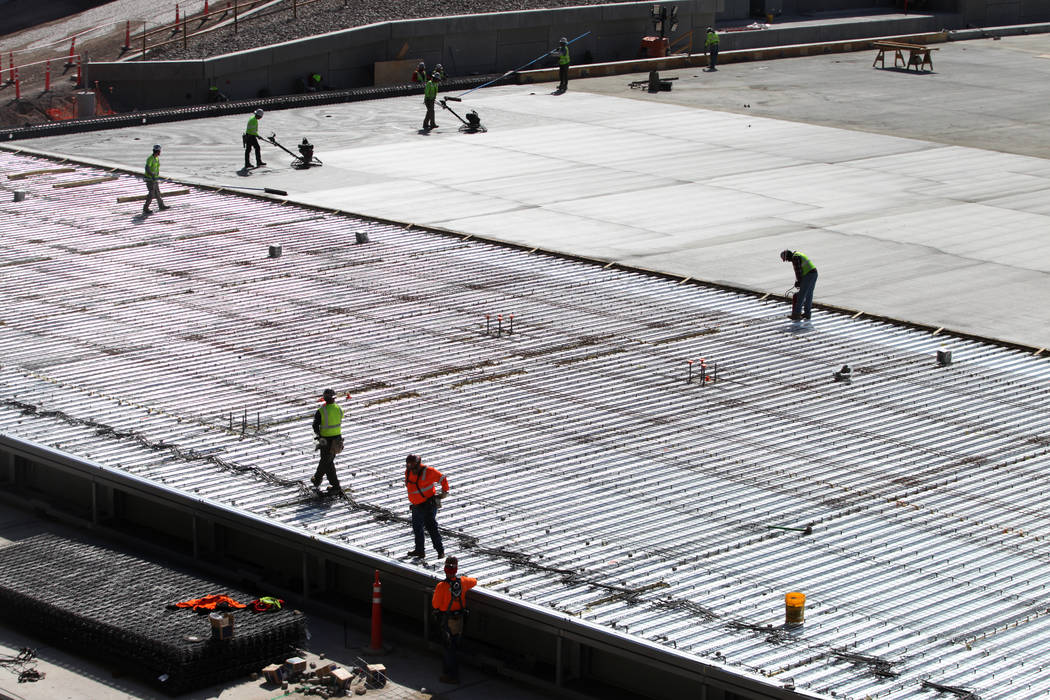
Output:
top-left (0, 502), bottom-right (547, 700)
top-left (13, 33), bottom-right (1050, 350)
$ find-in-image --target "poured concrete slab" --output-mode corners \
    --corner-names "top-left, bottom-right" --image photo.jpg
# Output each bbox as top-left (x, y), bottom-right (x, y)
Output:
top-left (13, 33), bottom-right (1050, 349)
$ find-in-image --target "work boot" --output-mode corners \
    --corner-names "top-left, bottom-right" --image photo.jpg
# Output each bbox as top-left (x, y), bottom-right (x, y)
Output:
top-left (801, 313), bottom-right (811, 320)
top-left (406, 550), bottom-right (424, 558)
top-left (159, 204), bottom-right (170, 211)
top-left (788, 314), bottom-right (802, 321)
top-left (257, 161), bottom-right (266, 167)
top-left (142, 207), bottom-right (151, 215)
top-left (435, 548), bottom-right (444, 559)
top-left (310, 476), bottom-right (321, 488)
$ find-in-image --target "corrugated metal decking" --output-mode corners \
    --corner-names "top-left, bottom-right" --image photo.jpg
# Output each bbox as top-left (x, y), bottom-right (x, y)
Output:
top-left (1, 150), bottom-right (1049, 699)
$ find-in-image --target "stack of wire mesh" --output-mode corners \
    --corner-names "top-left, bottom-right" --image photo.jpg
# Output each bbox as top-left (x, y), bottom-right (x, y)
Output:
top-left (0, 533), bottom-right (307, 693)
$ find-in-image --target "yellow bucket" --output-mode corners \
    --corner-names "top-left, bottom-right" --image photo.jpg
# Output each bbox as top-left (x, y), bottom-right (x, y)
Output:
top-left (784, 592), bottom-right (806, 625)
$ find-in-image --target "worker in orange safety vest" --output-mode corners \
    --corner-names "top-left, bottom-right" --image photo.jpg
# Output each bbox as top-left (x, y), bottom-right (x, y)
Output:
top-left (431, 555), bottom-right (476, 684)
top-left (404, 453), bottom-right (448, 559)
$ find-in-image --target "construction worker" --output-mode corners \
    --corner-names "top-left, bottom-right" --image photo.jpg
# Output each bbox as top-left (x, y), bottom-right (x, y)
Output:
top-left (311, 389), bottom-right (344, 494)
top-left (422, 73), bottom-right (439, 131)
top-left (781, 249), bottom-right (818, 321)
top-left (432, 555), bottom-right (476, 684)
top-left (307, 73), bottom-right (322, 91)
top-left (243, 108), bottom-right (265, 169)
top-left (552, 37), bottom-right (570, 91)
top-left (142, 144), bottom-right (169, 215)
top-left (704, 27), bottom-right (720, 71)
top-left (404, 454), bottom-right (447, 558)
top-left (432, 63), bottom-right (446, 82)
top-left (412, 61), bottom-right (428, 84)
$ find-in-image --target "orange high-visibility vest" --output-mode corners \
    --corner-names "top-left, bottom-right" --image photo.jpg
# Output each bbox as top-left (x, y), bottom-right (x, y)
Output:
top-left (432, 576), bottom-right (477, 613)
top-left (405, 465), bottom-right (448, 505)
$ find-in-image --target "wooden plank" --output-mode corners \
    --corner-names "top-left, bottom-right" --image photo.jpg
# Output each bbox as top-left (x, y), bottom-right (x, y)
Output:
top-left (115, 189), bottom-right (191, 203)
top-left (53, 176), bottom-right (120, 189)
top-left (7, 167), bottom-right (77, 180)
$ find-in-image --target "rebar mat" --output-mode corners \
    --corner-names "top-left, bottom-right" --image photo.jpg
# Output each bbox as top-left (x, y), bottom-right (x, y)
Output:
top-left (0, 533), bottom-right (306, 694)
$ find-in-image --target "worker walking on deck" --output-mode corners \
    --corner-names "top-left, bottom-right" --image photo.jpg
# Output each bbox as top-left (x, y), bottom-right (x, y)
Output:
top-left (405, 454), bottom-right (448, 558)
top-left (243, 108), bottom-right (266, 169)
top-left (705, 27), bottom-right (720, 71)
top-left (142, 144), bottom-right (169, 215)
top-left (423, 73), bottom-right (439, 130)
top-left (311, 389), bottom-right (344, 494)
top-left (552, 37), bottom-right (570, 91)
top-left (781, 249), bottom-right (818, 321)
top-left (432, 555), bottom-right (476, 684)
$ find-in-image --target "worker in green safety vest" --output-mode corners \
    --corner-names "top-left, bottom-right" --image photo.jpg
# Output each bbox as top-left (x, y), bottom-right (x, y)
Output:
top-left (781, 250), bottom-right (818, 321)
top-left (243, 108), bottom-right (265, 170)
top-left (705, 27), bottom-right (720, 71)
top-left (552, 37), bottom-right (570, 91)
top-left (142, 144), bottom-right (169, 215)
top-left (311, 388), bottom-right (345, 493)
top-left (423, 73), bottom-right (439, 131)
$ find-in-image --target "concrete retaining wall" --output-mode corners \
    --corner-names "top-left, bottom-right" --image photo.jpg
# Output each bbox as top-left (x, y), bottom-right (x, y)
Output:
top-left (88, 1), bottom-right (716, 111)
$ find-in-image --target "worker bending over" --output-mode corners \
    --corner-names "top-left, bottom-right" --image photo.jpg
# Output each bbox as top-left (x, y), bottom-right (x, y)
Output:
top-left (781, 249), bottom-right (818, 321)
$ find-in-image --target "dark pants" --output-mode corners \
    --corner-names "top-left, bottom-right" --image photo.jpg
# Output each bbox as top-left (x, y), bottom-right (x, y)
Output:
top-left (558, 63), bottom-right (569, 90)
top-left (143, 179), bottom-right (165, 211)
top-left (423, 98), bottom-right (437, 129)
top-left (411, 498), bottom-right (443, 554)
top-left (441, 615), bottom-right (463, 679)
top-left (793, 270), bottom-right (818, 317)
top-left (243, 134), bottom-right (262, 167)
top-left (708, 46), bottom-right (719, 70)
top-left (312, 437), bottom-right (342, 489)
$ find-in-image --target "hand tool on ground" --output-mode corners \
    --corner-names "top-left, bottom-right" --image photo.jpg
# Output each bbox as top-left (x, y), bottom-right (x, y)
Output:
top-left (765, 523), bottom-right (813, 535)
top-left (224, 185), bottom-right (289, 196)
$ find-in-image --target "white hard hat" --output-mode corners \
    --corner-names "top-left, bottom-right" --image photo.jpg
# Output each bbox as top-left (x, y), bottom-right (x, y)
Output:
top-left (254, 108), bottom-right (263, 117)
top-left (152, 144), bottom-right (161, 152)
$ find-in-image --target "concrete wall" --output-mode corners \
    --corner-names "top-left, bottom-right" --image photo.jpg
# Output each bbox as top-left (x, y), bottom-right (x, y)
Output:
top-left (89, 1), bottom-right (716, 111)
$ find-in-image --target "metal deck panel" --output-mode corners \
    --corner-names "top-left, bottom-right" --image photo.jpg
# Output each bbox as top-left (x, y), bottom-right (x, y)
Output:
top-left (3, 150), bottom-right (1050, 699)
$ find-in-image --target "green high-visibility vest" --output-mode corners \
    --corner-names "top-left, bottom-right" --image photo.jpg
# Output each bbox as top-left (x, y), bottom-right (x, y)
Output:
top-left (145, 154), bottom-right (160, 180)
top-left (245, 115), bottom-right (259, 136)
top-left (559, 46), bottom-right (570, 66)
top-left (706, 31), bottom-right (719, 47)
top-left (795, 252), bottom-right (816, 275)
top-left (424, 80), bottom-right (438, 100)
top-left (318, 403), bottom-right (343, 437)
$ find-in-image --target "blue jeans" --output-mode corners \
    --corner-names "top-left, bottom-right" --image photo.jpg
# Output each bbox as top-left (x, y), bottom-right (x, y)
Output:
top-left (411, 499), bottom-right (443, 554)
top-left (442, 618), bottom-right (462, 678)
top-left (793, 270), bottom-right (818, 317)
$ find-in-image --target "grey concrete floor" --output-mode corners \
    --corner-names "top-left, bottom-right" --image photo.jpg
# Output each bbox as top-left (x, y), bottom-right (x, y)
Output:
top-left (13, 33), bottom-right (1050, 350)
top-left (0, 503), bottom-right (546, 700)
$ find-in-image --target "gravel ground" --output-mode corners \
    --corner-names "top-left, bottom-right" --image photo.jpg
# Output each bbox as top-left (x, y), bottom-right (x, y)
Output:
top-left (151, 0), bottom-right (637, 60)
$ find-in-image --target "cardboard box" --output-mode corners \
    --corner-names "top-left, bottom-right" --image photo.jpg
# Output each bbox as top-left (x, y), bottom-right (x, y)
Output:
top-left (313, 661), bottom-right (335, 677)
top-left (284, 656), bottom-right (307, 674)
top-left (262, 664), bottom-right (285, 685)
top-left (330, 667), bottom-right (353, 689)
top-left (209, 612), bottom-right (234, 640)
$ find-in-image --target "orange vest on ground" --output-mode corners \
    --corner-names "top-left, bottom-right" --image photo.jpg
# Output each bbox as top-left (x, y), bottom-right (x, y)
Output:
top-left (405, 465), bottom-right (448, 505)
top-left (174, 594), bottom-right (247, 611)
top-left (432, 576), bottom-right (477, 612)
